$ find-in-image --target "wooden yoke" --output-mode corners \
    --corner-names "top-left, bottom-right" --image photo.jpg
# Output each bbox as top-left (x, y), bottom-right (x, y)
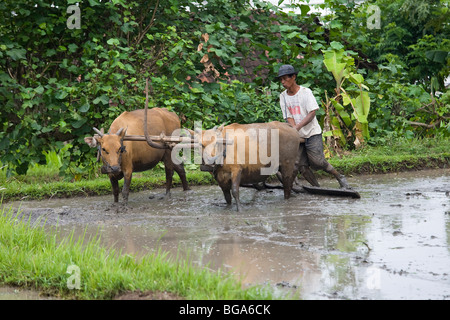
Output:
top-left (122, 133), bottom-right (232, 149)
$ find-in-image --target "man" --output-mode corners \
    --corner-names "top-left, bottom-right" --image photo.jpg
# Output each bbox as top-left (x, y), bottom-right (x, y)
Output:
top-left (277, 64), bottom-right (350, 189)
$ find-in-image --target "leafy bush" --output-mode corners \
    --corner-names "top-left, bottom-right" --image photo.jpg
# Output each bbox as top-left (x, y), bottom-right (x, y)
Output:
top-left (0, 0), bottom-right (448, 177)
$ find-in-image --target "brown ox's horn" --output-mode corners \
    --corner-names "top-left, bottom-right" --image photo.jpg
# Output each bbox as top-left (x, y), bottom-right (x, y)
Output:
top-left (93, 127), bottom-right (104, 137)
top-left (144, 78), bottom-right (168, 150)
top-left (116, 127), bottom-right (125, 136)
top-left (204, 150), bottom-right (222, 165)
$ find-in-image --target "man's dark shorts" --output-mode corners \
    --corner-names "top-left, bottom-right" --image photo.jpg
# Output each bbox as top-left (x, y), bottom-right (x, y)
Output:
top-left (298, 133), bottom-right (333, 171)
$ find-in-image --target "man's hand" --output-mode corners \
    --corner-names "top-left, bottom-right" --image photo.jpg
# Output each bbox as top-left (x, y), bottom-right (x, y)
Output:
top-left (295, 110), bottom-right (316, 131)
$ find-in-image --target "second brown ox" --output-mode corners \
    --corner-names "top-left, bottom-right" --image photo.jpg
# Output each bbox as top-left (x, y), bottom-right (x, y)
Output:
top-left (194, 121), bottom-right (302, 211)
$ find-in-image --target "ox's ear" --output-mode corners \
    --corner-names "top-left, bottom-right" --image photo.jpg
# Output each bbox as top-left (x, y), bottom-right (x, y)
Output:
top-left (84, 136), bottom-right (98, 148)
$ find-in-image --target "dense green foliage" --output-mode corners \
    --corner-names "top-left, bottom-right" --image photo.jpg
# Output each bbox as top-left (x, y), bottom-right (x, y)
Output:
top-left (1, 0), bottom-right (448, 177)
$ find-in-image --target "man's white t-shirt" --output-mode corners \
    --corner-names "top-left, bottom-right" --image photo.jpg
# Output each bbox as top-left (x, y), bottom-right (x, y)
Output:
top-left (280, 86), bottom-right (322, 139)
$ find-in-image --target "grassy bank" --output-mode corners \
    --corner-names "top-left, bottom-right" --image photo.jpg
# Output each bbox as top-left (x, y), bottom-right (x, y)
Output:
top-left (1, 137), bottom-right (449, 202)
top-left (327, 136), bottom-right (450, 175)
top-left (0, 207), bottom-right (278, 300)
top-left (0, 165), bottom-right (215, 202)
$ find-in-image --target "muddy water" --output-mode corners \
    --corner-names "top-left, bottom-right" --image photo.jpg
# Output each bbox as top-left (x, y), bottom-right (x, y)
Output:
top-left (3, 169), bottom-right (450, 300)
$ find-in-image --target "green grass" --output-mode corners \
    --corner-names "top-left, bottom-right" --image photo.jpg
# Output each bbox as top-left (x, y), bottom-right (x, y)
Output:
top-left (328, 136), bottom-right (450, 175)
top-left (0, 206), bottom-right (279, 300)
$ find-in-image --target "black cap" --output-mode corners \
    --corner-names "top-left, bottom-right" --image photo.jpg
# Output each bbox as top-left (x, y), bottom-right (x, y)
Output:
top-left (277, 64), bottom-right (298, 78)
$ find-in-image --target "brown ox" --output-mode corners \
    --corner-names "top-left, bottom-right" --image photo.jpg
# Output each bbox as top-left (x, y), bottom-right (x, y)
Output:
top-left (194, 122), bottom-right (301, 211)
top-left (84, 108), bottom-right (190, 203)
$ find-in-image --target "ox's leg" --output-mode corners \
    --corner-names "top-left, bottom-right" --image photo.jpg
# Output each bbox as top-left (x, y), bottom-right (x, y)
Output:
top-left (280, 164), bottom-right (296, 199)
top-left (223, 189), bottom-right (232, 205)
top-left (173, 162), bottom-right (191, 191)
top-left (231, 170), bottom-right (242, 212)
top-left (110, 176), bottom-right (120, 203)
top-left (165, 149), bottom-right (190, 192)
top-left (218, 180), bottom-right (232, 206)
top-left (122, 172), bottom-right (132, 203)
top-left (162, 151), bottom-right (177, 197)
top-left (164, 165), bottom-right (174, 197)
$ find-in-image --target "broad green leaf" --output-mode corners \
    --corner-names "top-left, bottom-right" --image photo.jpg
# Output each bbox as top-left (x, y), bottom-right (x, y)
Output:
top-left (68, 43), bottom-right (78, 53)
top-left (79, 103), bottom-right (90, 113)
top-left (93, 95), bottom-right (109, 105)
top-left (6, 48), bottom-right (26, 61)
top-left (107, 38), bottom-right (120, 46)
top-left (71, 118), bottom-right (87, 129)
top-left (425, 50), bottom-right (448, 64)
top-left (34, 86), bottom-right (44, 95)
top-left (330, 41), bottom-right (344, 50)
top-left (31, 121), bottom-right (42, 131)
top-left (342, 91), bottom-right (351, 106)
top-left (300, 4), bottom-right (310, 16)
top-left (323, 50), bottom-right (347, 84)
top-left (45, 49), bottom-right (56, 57)
top-left (88, 0), bottom-right (100, 6)
top-left (331, 117), bottom-right (346, 144)
top-left (349, 73), bottom-right (364, 85)
top-left (331, 100), bottom-right (352, 127)
top-left (56, 90), bottom-right (68, 100)
top-left (352, 91), bottom-right (370, 124)
top-left (202, 94), bottom-right (215, 105)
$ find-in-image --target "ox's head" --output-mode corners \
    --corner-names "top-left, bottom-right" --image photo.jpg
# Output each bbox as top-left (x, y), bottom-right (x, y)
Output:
top-left (84, 127), bottom-right (127, 174)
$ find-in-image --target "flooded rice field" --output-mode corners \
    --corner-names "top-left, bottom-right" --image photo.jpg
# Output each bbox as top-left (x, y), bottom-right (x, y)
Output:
top-left (3, 168), bottom-right (450, 300)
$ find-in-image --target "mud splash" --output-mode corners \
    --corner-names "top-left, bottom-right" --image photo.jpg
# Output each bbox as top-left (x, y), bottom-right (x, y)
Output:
top-left (3, 169), bottom-right (450, 300)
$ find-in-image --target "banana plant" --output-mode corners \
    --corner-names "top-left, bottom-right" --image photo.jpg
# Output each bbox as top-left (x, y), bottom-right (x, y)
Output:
top-left (322, 45), bottom-right (371, 149)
